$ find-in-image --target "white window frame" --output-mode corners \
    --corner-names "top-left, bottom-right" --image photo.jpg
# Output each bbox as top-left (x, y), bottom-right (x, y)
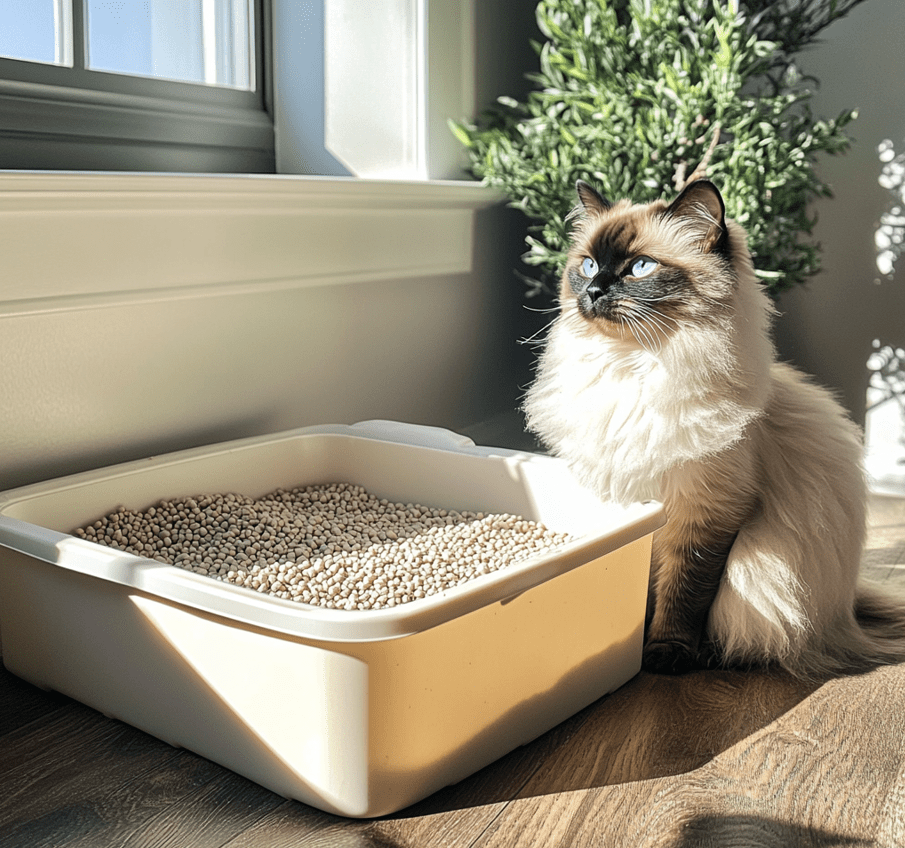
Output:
top-left (273, 0), bottom-right (476, 180)
top-left (0, 0), bottom-right (273, 173)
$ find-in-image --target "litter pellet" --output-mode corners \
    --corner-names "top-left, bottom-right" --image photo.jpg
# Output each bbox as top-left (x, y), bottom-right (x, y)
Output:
top-left (72, 483), bottom-right (575, 610)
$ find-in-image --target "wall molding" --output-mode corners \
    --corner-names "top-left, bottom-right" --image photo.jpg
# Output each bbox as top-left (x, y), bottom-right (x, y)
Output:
top-left (0, 172), bottom-right (499, 318)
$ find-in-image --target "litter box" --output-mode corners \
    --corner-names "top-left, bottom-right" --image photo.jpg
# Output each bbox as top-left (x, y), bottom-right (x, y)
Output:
top-left (0, 420), bottom-right (664, 817)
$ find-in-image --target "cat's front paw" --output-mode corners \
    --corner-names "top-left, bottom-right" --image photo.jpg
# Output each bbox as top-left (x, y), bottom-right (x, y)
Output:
top-left (642, 640), bottom-right (701, 675)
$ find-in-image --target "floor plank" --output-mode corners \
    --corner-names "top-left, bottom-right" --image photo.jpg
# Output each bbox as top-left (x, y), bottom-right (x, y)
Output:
top-left (5, 752), bottom-right (222, 848)
top-left (474, 661), bottom-right (905, 847)
top-left (864, 495), bottom-right (905, 585)
top-left (103, 770), bottom-right (290, 848)
top-left (513, 667), bottom-right (820, 793)
top-left (0, 707), bottom-right (188, 846)
top-left (0, 661), bottom-right (70, 737)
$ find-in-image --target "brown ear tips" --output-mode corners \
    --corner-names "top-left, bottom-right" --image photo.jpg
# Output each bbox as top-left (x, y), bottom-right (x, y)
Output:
top-left (667, 179), bottom-right (727, 251)
top-left (669, 179), bottom-right (725, 225)
top-left (576, 180), bottom-right (612, 215)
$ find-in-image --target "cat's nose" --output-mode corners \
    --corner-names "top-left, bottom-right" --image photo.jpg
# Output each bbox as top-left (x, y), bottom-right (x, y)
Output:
top-left (584, 280), bottom-right (605, 303)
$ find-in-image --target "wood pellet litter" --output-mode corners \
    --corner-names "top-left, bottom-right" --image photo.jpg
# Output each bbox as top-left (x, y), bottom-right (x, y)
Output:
top-left (72, 483), bottom-right (575, 610)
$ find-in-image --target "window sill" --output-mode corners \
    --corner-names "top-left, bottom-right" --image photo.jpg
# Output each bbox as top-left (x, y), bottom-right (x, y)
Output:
top-left (0, 172), bottom-right (501, 318)
top-left (0, 73), bottom-right (274, 173)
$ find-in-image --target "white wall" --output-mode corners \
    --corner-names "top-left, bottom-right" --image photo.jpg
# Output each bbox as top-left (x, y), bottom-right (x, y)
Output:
top-left (0, 175), bottom-right (536, 492)
top-left (773, 0), bottom-right (905, 425)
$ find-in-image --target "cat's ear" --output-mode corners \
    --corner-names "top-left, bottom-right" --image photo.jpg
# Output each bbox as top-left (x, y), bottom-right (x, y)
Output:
top-left (576, 180), bottom-right (612, 215)
top-left (665, 179), bottom-right (727, 252)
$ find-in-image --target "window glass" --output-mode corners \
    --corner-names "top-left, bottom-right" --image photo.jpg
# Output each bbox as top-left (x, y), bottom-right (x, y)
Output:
top-left (85, 0), bottom-right (253, 89)
top-left (0, 0), bottom-right (71, 65)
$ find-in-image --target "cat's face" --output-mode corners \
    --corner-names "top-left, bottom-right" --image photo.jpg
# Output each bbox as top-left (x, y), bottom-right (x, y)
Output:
top-left (562, 180), bottom-right (735, 349)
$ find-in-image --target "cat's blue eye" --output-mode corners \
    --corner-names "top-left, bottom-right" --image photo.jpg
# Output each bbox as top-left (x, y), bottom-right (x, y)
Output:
top-left (580, 257), bottom-right (598, 278)
top-left (630, 257), bottom-right (658, 278)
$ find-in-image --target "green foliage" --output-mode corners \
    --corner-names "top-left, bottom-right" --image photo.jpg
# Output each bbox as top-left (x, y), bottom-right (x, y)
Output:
top-left (453, 0), bottom-right (870, 297)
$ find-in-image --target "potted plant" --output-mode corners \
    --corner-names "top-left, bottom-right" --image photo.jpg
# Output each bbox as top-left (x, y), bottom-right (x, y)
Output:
top-left (453, 0), bottom-right (871, 299)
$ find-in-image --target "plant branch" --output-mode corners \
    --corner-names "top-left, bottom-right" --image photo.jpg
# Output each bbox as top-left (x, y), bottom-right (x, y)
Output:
top-left (675, 123), bottom-right (722, 192)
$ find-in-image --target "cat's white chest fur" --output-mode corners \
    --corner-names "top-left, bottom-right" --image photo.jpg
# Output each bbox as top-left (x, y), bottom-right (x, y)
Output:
top-left (524, 318), bottom-right (767, 506)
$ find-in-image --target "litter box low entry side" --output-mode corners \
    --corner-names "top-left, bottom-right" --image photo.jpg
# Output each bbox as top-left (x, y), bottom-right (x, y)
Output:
top-left (0, 421), bottom-right (664, 817)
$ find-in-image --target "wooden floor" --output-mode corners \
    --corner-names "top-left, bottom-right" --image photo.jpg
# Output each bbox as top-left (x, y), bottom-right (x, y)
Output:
top-left (3, 495), bottom-right (905, 848)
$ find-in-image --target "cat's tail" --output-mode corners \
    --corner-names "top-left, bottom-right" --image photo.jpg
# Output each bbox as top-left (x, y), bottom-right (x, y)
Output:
top-left (722, 577), bottom-right (905, 680)
top-left (851, 578), bottom-right (905, 667)
top-left (762, 581), bottom-right (905, 680)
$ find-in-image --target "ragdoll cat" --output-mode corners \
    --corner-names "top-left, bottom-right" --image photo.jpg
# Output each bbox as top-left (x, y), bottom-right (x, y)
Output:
top-left (524, 178), bottom-right (905, 678)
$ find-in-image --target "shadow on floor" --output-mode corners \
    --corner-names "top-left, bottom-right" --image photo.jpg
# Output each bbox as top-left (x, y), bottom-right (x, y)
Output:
top-left (392, 664), bottom-right (823, 818)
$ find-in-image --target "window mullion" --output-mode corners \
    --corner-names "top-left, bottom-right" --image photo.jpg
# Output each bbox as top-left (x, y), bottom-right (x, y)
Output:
top-left (71, 0), bottom-right (86, 71)
top-left (53, 1), bottom-right (74, 66)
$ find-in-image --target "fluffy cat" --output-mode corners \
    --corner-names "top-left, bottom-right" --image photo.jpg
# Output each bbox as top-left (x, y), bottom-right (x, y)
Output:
top-left (524, 178), bottom-right (905, 678)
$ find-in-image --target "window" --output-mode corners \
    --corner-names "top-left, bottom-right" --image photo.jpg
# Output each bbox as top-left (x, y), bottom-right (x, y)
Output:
top-left (0, 0), bottom-right (273, 172)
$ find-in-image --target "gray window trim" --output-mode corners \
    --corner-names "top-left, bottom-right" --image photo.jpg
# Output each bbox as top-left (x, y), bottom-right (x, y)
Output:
top-left (0, 0), bottom-right (274, 173)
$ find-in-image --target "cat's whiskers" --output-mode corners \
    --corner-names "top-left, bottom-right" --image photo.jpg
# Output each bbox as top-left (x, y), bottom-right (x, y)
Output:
top-left (629, 292), bottom-right (677, 305)
top-left (633, 302), bottom-right (677, 341)
top-left (619, 309), bottom-right (663, 355)
top-left (613, 297), bottom-right (680, 356)
top-left (520, 302), bottom-right (590, 348)
top-left (560, 306), bottom-right (590, 334)
top-left (519, 310), bottom-right (568, 347)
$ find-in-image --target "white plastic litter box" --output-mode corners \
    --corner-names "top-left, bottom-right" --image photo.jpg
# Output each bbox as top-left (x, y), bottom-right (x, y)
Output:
top-left (0, 420), bottom-right (664, 817)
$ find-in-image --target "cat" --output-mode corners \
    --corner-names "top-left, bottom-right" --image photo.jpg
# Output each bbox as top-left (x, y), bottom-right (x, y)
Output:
top-left (523, 177), bottom-right (905, 678)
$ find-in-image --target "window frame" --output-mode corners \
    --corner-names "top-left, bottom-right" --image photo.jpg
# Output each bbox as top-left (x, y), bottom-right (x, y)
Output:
top-left (0, 0), bottom-right (274, 173)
